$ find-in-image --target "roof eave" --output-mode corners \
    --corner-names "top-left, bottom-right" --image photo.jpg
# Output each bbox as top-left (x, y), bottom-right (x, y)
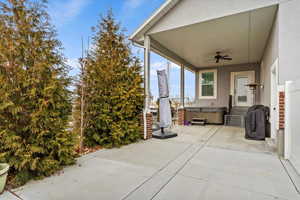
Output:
top-left (129, 0), bottom-right (180, 43)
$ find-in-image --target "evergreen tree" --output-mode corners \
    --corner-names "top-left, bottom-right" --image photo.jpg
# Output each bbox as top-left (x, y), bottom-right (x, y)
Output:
top-left (0, 0), bottom-right (76, 186)
top-left (82, 12), bottom-right (144, 148)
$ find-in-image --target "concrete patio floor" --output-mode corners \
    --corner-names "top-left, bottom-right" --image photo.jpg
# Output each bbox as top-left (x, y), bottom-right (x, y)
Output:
top-left (2, 126), bottom-right (300, 200)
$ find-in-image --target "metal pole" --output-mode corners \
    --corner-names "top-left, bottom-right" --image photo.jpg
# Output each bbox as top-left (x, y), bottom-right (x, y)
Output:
top-left (195, 71), bottom-right (199, 100)
top-left (79, 37), bottom-right (85, 154)
top-left (180, 64), bottom-right (185, 107)
top-left (167, 62), bottom-right (171, 92)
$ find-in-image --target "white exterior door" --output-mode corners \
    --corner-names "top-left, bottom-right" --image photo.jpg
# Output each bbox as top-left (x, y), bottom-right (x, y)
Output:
top-left (231, 71), bottom-right (255, 107)
top-left (235, 76), bottom-right (250, 107)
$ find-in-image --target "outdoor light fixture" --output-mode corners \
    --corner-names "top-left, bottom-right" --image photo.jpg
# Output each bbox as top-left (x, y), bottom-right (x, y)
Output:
top-left (246, 83), bottom-right (261, 105)
top-left (246, 83), bottom-right (261, 90)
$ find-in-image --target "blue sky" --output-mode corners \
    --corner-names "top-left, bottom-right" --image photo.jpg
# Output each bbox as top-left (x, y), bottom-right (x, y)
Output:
top-left (47, 0), bottom-right (195, 100)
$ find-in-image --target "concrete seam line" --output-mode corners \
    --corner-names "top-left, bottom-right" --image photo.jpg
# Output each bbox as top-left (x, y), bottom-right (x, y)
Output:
top-left (149, 126), bottom-right (221, 200)
top-left (121, 143), bottom-right (193, 200)
top-left (204, 145), bottom-right (274, 155)
top-left (279, 158), bottom-right (300, 194)
top-left (122, 126), bottom-right (216, 200)
top-left (7, 189), bottom-right (24, 200)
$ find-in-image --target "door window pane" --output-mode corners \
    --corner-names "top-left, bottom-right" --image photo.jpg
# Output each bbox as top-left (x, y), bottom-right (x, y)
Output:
top-left (236, 77), bottom-right (248, 102)
top-left (238, 96), bottom-right (247, 102)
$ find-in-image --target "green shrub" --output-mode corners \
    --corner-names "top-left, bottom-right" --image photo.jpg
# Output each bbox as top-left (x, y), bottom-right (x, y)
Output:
top-left (0, 0), bottom-right (76, 186)
top-left (79, 12), bottom-right (144, 148)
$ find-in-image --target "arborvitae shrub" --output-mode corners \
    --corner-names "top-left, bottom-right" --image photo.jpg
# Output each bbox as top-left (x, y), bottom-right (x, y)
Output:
top-left (0, 0), bottom-right (76, 186)
top-left (80, 12), bottom-right (144, 148)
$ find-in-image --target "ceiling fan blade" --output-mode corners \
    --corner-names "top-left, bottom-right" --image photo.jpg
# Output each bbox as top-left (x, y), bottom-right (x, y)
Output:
top-left (206, 58), bottom-right (216, 62)
top-left (223, 57), bottom-right (232, 60)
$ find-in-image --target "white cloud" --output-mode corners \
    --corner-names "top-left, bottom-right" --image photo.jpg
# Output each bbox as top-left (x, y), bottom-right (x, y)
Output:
top-left (66, 58), bottom-right (80, 69)
top-left (150, 61), bottom-right (165, 76)
top-left (170, 62), bottom-right (180, 69)
top-left (131, 46), bottom-right (143, 57)
top-left (66, 58), bottom-right (81, 77)
top-left (48, 0), bottom-right (92, 26)
top-left (149, 61), bottom-right (180, 76)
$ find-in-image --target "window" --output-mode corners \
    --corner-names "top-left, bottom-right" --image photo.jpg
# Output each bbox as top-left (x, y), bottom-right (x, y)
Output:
top-left (199, 69), bottom-right (217, 99)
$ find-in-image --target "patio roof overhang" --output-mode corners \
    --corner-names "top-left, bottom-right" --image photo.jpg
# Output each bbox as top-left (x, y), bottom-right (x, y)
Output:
top-left (131, 5), bottom-right (278, 71)
top-left (133, 1), bottom-right (279, 135)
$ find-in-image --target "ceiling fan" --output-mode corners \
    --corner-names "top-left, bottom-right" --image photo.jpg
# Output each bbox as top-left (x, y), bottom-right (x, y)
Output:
top-left (214, 51), bottom-right (232, 63)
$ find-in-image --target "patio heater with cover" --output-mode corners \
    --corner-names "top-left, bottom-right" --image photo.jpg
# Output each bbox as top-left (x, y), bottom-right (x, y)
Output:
top-left (153, 70), bottom-right (178, 139)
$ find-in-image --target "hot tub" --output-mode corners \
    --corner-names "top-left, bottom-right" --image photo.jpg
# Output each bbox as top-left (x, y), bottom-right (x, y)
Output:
top-left (184, 107), bottom-right (227, 125)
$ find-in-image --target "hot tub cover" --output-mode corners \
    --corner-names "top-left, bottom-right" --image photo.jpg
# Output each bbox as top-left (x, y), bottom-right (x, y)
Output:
top-left (185, 107), bottom-right (227, 113)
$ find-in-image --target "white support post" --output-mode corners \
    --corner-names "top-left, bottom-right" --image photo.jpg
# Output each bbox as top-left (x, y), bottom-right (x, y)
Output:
top-left (144, 35), bottom-right (151, 113)
top-left (284, 81), bottom-right (292, 159)
top-left (195, 71), bottom-right (199, 100)
top-left (143, 35), bottom-right (151, 139)
top-left (180, 64), bottom-right (185, 107)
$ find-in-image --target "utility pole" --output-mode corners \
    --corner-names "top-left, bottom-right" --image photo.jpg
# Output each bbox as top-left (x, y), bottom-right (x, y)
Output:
top-left (167, 61), bottom-right (171, 91)
top-left (79, 37), bottom-right (86, 154)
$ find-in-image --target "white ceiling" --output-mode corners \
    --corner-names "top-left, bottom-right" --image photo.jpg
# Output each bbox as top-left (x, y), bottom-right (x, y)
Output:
top-left (150, 6), bottom-right (278, 68)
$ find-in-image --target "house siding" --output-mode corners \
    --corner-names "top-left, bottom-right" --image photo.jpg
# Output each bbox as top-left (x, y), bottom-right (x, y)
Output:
top-left (278, 0), bottom-right (300, 84)
top-left (193, 64), bottom-right (260, 108)
top-left (260, 10), bottom-right (279, 107)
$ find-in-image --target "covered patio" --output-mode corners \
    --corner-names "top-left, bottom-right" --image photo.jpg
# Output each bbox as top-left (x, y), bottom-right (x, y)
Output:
top-left (130, 1), bottom-right (279, 139)
top-left (3, 126), bottom-right (299, 199)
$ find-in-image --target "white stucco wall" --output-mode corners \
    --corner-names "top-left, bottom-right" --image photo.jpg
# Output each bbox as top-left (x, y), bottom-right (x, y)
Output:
top-left (279, 0), bottom-right (300, 172)
top-left (278, 0), bottom-right (300, 84)
top-left (260, 11), bottom-right (279, 107)
top-left (148, 0), bottom-right (281, 34)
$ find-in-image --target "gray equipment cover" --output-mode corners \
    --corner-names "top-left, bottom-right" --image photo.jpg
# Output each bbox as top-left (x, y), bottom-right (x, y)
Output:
top-left (157, 70), bottom-right (172, 128)
top-left (159, 98), bottom-right (172, 128)
top-left (157, 70), bottom-right (169, 98)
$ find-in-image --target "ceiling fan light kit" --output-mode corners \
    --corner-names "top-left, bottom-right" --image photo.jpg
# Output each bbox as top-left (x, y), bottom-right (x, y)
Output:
top-left (213, 51), bottom-right (233, 63)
